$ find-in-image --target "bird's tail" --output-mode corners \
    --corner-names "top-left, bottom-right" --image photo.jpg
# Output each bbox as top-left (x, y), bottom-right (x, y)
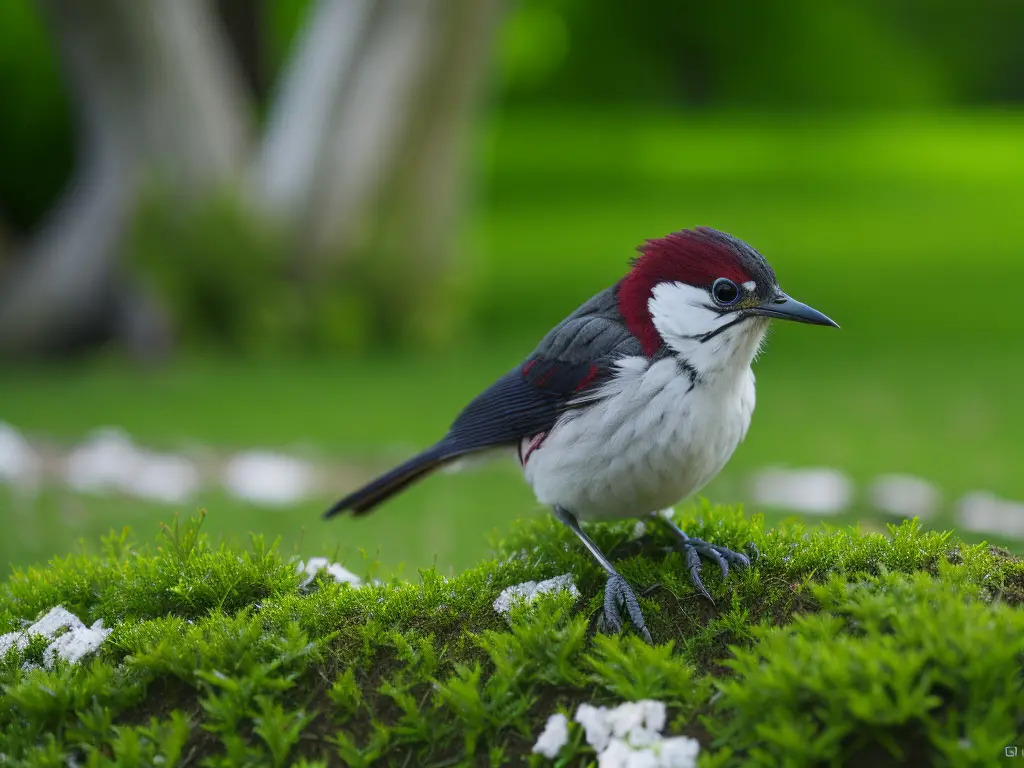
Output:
top-left (323, 441), bottom-right (463, 518)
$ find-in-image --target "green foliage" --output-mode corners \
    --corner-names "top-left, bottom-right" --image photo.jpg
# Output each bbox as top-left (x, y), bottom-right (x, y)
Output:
top-left (497, 0), bottom-right (1024, 107)
top-left (709, 570), bottom-right (1024, 765)
top-left (0, 508), bottom-right (1021, 765)
top-left (585, 635), bottom-right (711, 712)
top-left (0, 0), bottom-right (73, 234)
top-left (126, 191), bottom-right (312, 357)
top-left (125, 187), bottom-right (468, 355)
top-left (1, 510), bottom-right (300, 626)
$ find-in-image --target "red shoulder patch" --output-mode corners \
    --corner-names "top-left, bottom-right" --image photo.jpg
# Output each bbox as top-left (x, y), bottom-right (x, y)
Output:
top-left (574, 363), bottom-right (601, 392)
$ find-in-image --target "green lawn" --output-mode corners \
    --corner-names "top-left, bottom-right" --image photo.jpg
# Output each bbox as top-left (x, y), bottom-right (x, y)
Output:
top-left (2, 109), bottom-right (1023, 574)
top-left (3, 508), bottom-right (1021, 765)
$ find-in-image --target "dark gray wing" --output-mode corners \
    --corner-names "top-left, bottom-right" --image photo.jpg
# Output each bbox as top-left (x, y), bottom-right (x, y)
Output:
top-left (323, 285), bottom-right (647, 518)
top-left (441, 284), bottom-right (645, 453)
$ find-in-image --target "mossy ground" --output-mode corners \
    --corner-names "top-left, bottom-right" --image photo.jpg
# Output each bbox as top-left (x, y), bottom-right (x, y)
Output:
top-left (1, 505), bottom-right (1022, 767)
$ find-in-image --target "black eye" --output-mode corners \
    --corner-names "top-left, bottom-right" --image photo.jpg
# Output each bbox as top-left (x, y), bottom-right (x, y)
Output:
top-left (712, 278), bottom-right (740, 306)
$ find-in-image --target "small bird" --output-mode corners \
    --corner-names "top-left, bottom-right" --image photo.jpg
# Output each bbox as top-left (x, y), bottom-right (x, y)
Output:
top-left (324, 227), bottom-right (837, 640)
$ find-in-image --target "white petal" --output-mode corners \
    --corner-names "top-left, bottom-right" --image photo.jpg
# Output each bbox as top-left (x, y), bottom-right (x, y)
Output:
top-left (532, 713), bottom-right (570, 759)
top-left (575, 703), bottom-right (611, 754)
top-left (656, 737), bottom-right (701, 768)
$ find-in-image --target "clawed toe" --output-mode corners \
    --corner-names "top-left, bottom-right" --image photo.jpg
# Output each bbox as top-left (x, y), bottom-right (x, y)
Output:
top-left (676, 538), bottom-right (752, 602)
top-left (650, 513), bottom-right (756, 603)
top-left (599, 574), bottom-right (653, 644)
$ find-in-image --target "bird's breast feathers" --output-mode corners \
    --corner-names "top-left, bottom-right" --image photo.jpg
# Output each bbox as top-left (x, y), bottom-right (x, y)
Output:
top-left (521, 354), bottom-right (756, 520)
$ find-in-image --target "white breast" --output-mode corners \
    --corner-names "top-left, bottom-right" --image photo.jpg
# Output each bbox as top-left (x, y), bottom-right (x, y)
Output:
top-left (522, 356), bottom-right (756, 521)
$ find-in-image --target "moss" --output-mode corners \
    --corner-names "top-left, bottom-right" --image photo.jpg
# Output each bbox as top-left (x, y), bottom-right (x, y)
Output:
top-left (0, 505), bottom-right (1021, 766)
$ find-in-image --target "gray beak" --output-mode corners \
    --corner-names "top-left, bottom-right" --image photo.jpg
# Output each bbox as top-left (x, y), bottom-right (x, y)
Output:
top-left (750, 294), bottom-right (839, 328)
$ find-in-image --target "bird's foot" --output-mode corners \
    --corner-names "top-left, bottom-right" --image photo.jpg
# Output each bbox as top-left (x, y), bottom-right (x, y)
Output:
top-left (675, 537), bottom-right (753, 602)
top-left (596, 573), bottom-right (653, 644)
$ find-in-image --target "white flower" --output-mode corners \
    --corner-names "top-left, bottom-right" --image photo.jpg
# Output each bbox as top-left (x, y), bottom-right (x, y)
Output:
top-left (575, 703), bottom-right (612, 753)
top-left (657, 737), bottom-right (701, 768)
top-left (532, 713), bottom-right (569, 758)
top-left (599, 739), bottom-right (639, 768)
top-left (611, 700), bottom-right (666, 746)
top-left (555, 700), bottom-right (699, 768)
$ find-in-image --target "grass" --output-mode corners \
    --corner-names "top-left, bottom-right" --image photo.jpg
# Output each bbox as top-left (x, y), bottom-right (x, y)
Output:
top-left (3, 108), bottom-right (1024, 575)
top-left (2, 337), bottom-right (1023, 575)
top-left (0, 508), bottom-right (1021, 766)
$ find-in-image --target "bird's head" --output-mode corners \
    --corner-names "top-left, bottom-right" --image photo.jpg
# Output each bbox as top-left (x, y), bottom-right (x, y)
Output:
top-left (617, 227), bottom-right (837, 377)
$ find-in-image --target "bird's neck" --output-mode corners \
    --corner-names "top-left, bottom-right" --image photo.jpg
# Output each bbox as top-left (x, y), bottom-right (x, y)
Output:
top-left (665, 319), bottom-right (769, 388)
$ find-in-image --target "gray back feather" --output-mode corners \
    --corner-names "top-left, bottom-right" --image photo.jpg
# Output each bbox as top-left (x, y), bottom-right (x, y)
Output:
top-left (531, 283), bottom-right (645, 364)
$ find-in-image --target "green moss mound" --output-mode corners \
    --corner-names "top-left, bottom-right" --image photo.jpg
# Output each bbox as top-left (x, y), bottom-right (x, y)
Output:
top-left (1, 506), bottom-right (1022, 766)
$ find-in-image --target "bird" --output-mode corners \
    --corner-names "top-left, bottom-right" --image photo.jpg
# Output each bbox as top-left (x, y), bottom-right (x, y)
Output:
top-left (323, 227), bottom-right (838, 641)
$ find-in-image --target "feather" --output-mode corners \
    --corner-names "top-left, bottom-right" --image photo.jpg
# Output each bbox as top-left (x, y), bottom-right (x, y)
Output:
top-left (324, 285), bottom-right (652, 517)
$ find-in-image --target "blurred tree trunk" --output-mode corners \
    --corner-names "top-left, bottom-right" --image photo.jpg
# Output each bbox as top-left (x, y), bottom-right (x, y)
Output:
top-left (1, 0), bottom-right (503, 356)
top-left (255, 0), bottom-right (505, 341)
top-left (253, 0), bottom-right (376, 249)
top-left (0, 215), bottom-right (9, 266)
top-left (214, 0), bottom-right (267, 101)
top-left (365, 0), bottom-right (507, 342)
top-left (0, 0), bottom-right (250, 356)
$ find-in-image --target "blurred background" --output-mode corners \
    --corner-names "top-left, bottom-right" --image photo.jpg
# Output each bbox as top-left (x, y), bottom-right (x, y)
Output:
top-left (2, 0), bottom-right (1023, 576)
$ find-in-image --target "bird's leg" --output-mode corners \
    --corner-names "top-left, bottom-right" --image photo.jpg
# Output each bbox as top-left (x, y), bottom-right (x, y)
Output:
top-left (554, 505), bottom-right (653, 643)
top-left (649, 511), bottom-right (752, 602)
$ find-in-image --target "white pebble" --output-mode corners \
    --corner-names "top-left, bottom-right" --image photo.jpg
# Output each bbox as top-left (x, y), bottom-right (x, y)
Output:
top-left (869, 474), bottom-right (941, 519)
top-left (223, 450), bottom-right (316, 506)
top-left (0, 421), bottom-right (39, 486)
top-left (64, 428), bottom-right (200, 504)
top-left (532, 713), bottom-right (569, 758)
top-left (296, 557), bottom-right (362, 588)
top-left (44, 619), bottom-right (110, 667)
top-left (0, 632), bottom-right (19, 655)
top-left (0, 606), bottom-right (111, 669)
top-left (124, 452), bottom-right (200, 504)
top-left (750, 467), bottom-right (853, 515)
top-left (957, 491), bottom-right (1024, 537)
top-left (64, 428), bottom-right (139, 493)
top-left (492, 574), bottom-right (579, 615)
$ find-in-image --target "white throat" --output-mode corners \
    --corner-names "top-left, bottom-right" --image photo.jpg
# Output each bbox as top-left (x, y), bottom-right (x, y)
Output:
top-left (648, 281), bottom-right (769, 382)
